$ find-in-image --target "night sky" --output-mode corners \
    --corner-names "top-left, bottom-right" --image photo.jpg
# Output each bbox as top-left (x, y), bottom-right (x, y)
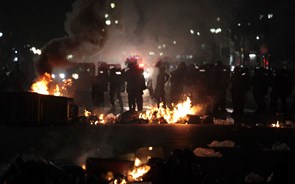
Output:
top-left (0, 0), bottom-right (75, 46)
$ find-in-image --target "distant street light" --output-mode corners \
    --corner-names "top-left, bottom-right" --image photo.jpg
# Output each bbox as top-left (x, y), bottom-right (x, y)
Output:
top-left (110, 3), bottom-right (116, 9)
top-left (210, 28), bottom-right (222, 34)
top-left (105, 20), bottom-right (111, 25)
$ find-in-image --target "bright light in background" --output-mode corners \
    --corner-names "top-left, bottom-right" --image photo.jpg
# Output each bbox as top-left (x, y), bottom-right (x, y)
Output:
top-left (215, 28), bottom-right (222, 33)
top-left (110, 3), bottom-right (116, 9)
top-left (72, 73), bottom-right (79, 80)
top-left (149, 51), bottom-right (155, 56)
top-left (67, 54), bottom-right (73, 60)
top-left (0, 32), bottom-right (3, 37)
top-left (30, 47), bottom-right (42, 55)
top-left (249, 54), bottom-right (256, 59)
top-left (36, 49), bottom-right (41, 55)
top-left (105, 20), bottom-right (111, 25)
top-left (59, 73), bottom-right (65, 79)
top-left (190, 29), bottom-right (194, 34)
top-left (210, 28), bottom-right (222, 34)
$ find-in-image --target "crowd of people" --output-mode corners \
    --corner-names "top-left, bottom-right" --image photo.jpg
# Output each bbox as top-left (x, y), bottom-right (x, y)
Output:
top-left (91, 59), bottom-right (146, 113)
top-left (1, 59), bottom-right (294, 118)
top-left (90, 58), bottom-right (294, 119)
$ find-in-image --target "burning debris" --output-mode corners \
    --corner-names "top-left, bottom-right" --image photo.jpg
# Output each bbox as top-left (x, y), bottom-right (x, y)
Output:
top-left (30, 72), bottom-right (73, 97)
top-left (139, 97), bottom-right (202, 124)
top-left (80, 97), bottom-right (204, 125)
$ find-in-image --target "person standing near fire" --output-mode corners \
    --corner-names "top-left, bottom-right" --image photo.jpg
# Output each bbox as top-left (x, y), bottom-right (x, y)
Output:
top-left (230, 65), bottom-right (251, 117)
top-left (124, 58), bottom-right (146, 111)
top-left (108, 64), bottom-right (124, 112)
top-left (170, 62), bottom-right (187, 105)
top-left (91, 63), bottom-right (108, 108)
top-left (152, 60), bottom-right (170, 108)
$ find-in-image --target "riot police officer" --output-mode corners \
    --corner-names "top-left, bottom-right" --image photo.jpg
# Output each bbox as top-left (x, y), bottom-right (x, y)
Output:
top-left (124, 59), bottom-right (146, 111)
top-left (109, 65), bottom-right (124, 112)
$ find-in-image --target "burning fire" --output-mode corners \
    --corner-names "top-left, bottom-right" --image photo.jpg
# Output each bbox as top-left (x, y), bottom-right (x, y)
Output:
top-left (82, 97), bottom-right (201, 125)
top-left (139, 97), bottom-right (201, 124)
top-left (31, 73), bottom-right (72, 96)
top-left (127, 157), bottom-right (151, 182)
top-left (272, 121), bottom-right (280, 128)
top-left (31, 73), bottom-right (52, 95)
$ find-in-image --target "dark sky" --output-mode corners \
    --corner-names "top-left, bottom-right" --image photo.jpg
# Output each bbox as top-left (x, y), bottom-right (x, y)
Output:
top-left (0, 0), bottom-right (75, 46)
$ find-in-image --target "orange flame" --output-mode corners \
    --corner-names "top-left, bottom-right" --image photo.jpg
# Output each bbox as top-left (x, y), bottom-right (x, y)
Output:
top-left (31, 73), bottom-right (72, 96)
top-left (139, 97), bottom-right (202, 124)
top-left (31, 73), bottom-right (51, 95)
top-left (127, 157), bottom-right (151, 182)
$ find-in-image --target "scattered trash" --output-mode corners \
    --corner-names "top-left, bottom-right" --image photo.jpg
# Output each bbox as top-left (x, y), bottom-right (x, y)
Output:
top-left (285, 120), bottom-right (295, 128)
top-left (105, 113), bottom-right (117, 124)
top-left (244, 172), bottom-right (265, 183)
top-left (193, 147), bottom-right (222, 157)
top-left (208, 140), bottom-right (235, 148)
top-left (213, 116), bottom-right (234, 125)
top-left (271, 141), bottom-right (290, 151)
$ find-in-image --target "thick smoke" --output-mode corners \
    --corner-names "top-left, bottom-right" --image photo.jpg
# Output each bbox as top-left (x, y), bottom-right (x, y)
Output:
top-left (99, 0), bottom-right (233, 65)
top-left (36, 0), bottom-right (107, 75)
top-left (36, 0), bottom-right (233, 74)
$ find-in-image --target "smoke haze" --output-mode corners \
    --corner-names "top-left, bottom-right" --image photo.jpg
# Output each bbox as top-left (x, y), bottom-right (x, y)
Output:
top-left (36, 0), bottom-right (234, 74)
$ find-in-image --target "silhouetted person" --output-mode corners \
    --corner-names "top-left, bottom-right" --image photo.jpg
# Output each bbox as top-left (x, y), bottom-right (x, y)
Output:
top-left (153, 60), bottom-right (170, 108)
top-left (92, 65), bottom-right (108, 107)
top-left (109, 65), bottom-right (124, 112)
top-left (251, 66), bottom-right (270, 113)
top-left (124, 61), bottom-right (146, 111)
top-left (170, 62), bottom-right (187, 104)
top-left (185, 64), bottom-right (198, 105)
top-left (269, 66), bottom-right (293, 114)
top-left (230, 66), bottom-right (250, 116)
top-left (212, 61), bottom-right (230, 114)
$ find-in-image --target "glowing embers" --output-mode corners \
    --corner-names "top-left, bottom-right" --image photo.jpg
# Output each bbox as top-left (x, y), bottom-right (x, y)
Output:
top-left (30, 72), bottom-right (72, 96)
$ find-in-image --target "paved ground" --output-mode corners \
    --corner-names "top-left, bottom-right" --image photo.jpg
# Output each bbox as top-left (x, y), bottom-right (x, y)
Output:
top-left (76, 88), bottom-right (295, 125)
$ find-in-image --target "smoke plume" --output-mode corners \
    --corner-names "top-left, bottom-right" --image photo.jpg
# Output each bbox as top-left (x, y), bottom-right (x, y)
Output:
top-left (36, 0), bottom-right (107, 75)
top-left (36, 0), bottom-right (234, 74)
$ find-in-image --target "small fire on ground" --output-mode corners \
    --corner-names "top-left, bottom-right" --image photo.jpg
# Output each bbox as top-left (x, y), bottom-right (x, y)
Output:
top-left (139, 97), bottom-right (202, 124)
top-left (84, 97), bottom-right (202, 125)
top-left (30, 73), bottom-right (72, 96)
